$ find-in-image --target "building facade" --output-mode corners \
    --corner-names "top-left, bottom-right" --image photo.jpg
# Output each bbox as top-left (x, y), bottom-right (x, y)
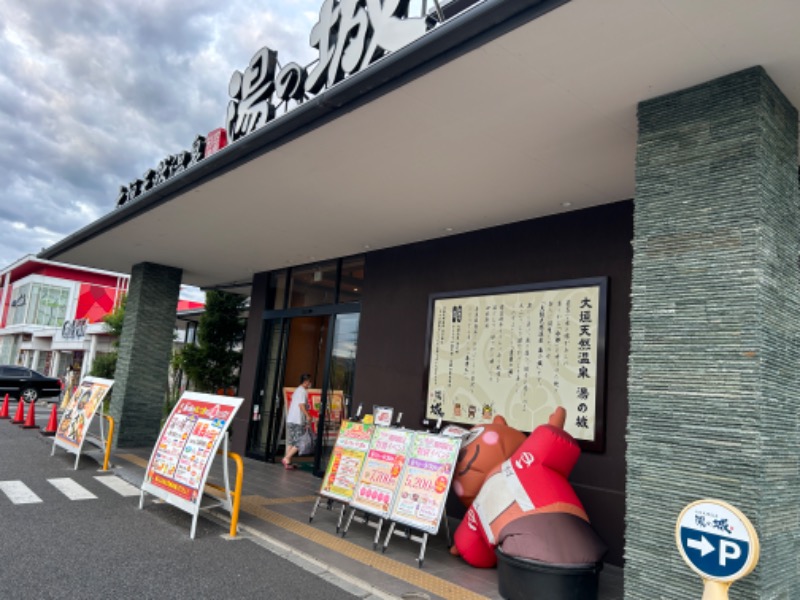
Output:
top-left (39, 1), bottom-right (800, 596)
top-left (0, 255), bottom-right (129, 382)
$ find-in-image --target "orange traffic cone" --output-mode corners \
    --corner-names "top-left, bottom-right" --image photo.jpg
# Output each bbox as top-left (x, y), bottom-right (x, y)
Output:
top-left (10, 400), bottom-right (25, 424)
top-left (22, 401), bottom-right (39, 430)
top-left (40, 403), bottom-right (58, 436)
top-left (0, 394), bottom-right (9, 419)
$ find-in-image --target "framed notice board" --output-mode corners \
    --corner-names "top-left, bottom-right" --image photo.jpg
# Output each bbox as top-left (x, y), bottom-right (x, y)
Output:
top-left (424, 277), bottom-right (607, 451)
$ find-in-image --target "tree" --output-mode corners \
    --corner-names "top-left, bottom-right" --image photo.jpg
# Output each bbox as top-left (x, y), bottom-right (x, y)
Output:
top-left (176, 290), bottom-right (246, 393)
top-left (89, 295), bottom-right (126, 378)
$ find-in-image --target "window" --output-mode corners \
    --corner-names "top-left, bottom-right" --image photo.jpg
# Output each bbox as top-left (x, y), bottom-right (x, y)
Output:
top-left (9, 282), bottom-right (70, 327)
top-left (272, 256), bottom-right (365, 310)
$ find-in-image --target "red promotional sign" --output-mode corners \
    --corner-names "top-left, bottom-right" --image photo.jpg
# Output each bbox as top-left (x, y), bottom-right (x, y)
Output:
top-left (142, 392), bottom-right (241, 510)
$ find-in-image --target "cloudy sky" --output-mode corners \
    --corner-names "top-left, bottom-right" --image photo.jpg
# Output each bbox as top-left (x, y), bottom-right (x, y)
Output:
top-left (0, 0), bottom-right (322, 273)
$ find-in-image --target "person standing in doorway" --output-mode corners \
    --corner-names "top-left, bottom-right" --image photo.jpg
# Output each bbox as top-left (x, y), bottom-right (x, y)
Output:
top-left (283, 373), bottom-right (312, 470)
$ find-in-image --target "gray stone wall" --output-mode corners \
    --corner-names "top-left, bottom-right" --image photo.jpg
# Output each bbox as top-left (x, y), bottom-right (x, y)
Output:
top-left (110, 262), bottom-right (182, 448)
top-left (628, 66), bottom-right (800, 598)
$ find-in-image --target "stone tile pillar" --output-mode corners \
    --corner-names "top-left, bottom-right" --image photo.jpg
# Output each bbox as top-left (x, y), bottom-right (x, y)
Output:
top-left (110, 262), bottom-right (182, 448)
top-left (628, 67), bottom-right (800, 597)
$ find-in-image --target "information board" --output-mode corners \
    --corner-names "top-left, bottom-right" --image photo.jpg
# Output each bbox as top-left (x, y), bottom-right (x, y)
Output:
top-left (141, 392), bottom-right (242, 514)
top-left (319, 420), bottom-right (374, 503)
top-left (425, 278), bottom-right (607, 449)
top-left (350, 426), bottom-right (413, 518)
top-left (388, 432), bottom-right (460, 534)
top-left (54, 376), bottom-right (114, 453)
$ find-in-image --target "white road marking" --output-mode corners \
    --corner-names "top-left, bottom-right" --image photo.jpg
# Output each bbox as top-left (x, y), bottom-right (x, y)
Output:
top-left (48, 478), bottom-right (97, 500)
top-left (94, 475), bottom-right (140, 497)
top-left (0, 480), bottom-right (42, 504)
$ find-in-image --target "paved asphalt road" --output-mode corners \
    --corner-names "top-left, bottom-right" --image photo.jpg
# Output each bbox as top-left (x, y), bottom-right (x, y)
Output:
top-left (0, 416), bottom-right (361, 600)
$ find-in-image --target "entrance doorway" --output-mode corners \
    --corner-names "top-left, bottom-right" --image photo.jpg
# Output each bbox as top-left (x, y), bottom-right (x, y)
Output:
top-left (247, 309), bottom-right (359, 475)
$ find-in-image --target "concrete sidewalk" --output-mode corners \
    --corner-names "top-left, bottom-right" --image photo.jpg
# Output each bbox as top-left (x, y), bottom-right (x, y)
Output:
top-left (103, 445), bottom-right (623, 600)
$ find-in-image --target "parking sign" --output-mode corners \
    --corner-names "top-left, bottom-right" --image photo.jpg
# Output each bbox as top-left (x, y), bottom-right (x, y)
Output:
top-left (676, 499), bottom-right (759, 584)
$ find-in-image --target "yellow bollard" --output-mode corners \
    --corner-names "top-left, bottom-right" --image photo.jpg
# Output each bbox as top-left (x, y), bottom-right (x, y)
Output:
top-left (101, 414), bottom-right (115, 472)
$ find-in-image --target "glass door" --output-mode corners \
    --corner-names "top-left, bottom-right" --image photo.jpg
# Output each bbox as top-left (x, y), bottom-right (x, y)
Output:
top-left (246, 306), bottom-right (360, 474)
top-left (314, 312), bottom-right (360, 474)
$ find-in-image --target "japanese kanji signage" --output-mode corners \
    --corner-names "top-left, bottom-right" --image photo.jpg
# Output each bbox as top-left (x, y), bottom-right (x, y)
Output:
top-left (425, 278), bottom-right (607, 448)
top-left (115, 0), bottom-right (447, 210)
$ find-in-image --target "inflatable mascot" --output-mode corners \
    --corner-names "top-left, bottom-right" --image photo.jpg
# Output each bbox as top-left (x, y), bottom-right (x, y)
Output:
top-left (451, 415), bottom-right (527, 508)
top-left (451, 408), bottom-right (605, 568)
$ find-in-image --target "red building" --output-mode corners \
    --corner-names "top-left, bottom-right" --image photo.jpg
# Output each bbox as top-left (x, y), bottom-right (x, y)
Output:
top-left (0, 255), bottom-right (203, 382)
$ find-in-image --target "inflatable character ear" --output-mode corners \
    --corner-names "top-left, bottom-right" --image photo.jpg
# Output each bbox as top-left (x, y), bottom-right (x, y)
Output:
top-left (548, 407), bottom-right (566, 430)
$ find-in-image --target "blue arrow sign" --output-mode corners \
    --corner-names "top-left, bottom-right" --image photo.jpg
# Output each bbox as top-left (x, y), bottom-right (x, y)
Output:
top-left (679, 528), bottom-right (749, 579)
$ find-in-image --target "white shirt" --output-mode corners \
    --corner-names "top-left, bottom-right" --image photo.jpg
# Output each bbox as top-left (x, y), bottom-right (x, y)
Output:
top-left (287, 385), bottom-right (308, 425)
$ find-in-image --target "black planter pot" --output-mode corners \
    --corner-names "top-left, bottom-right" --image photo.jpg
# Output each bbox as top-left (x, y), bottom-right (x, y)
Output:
top-left (496, 547), bottom-right (603, 600)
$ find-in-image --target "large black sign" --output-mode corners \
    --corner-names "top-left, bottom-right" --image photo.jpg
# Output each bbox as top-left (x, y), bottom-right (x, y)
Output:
top-left (115, 135), bottom-right (206, 208)
top-left (115, 0), bottom-right (443, 209)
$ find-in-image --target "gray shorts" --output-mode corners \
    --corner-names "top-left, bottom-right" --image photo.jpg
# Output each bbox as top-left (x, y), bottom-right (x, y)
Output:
top-left (287, 423), bottom-right (305, 447)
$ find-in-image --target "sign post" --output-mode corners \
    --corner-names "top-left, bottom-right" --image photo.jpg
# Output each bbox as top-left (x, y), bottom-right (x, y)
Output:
top-left (675, 499), bottom-right (760, 599)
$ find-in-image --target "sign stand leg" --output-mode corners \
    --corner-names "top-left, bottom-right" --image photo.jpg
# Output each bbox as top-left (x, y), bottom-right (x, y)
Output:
top-left (381, 522), bottom-right (396, 553)
top-left (372, 518), bottom-right (384, 550)
top-left (702, 580), bottom-right (731, 600)
top-left (221, 433), bottom-right (232, 508)
top-left (309, 496), bottom-right (323, 522)
top-left (381, 522), bottom-right (430, 568)
top-left (309, 496), bottom-right (350, 534)
top-left (417, 533), bottom-right (428, 568)
top-left (341, 507), bottom-right (357, 537)
top-left (190, 512), bottom-right (199, 540)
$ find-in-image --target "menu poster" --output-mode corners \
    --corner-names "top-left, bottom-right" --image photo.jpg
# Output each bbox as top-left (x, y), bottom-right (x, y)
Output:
top-left (425, 278), bottom-right (607, 449)
top-left (55, 377), bottom-right (114, 450)
top-left (142, 392), bottom-right (242, 512)
top-left (320, 420), bottom-right (374, 503)
top-left (350, 427), bottom-right (413, 518)
top-left (389, 432), bottom-right (460, 534)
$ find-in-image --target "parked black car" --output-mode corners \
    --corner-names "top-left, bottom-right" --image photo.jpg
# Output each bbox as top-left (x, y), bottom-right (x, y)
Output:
top-left (0, 365), bottom-right (62, 402)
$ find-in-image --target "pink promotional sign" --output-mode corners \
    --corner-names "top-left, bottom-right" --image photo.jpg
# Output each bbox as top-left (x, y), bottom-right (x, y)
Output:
top-left (350, 427), bottom-right (413, 518)
top-left (142, 392), bottom-right (241, 510)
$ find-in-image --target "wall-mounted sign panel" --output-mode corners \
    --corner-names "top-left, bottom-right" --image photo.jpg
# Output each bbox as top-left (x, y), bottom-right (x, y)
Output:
top-left (425, 278), bottom-right (607, 450)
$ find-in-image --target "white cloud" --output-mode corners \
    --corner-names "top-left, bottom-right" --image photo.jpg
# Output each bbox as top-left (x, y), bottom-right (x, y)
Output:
top-left (0, 0), bottom-right (322, 270)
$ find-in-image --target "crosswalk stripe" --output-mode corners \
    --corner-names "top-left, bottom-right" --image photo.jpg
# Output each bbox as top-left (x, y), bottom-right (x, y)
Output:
top-left (94, 475), bottom-right (140, 497)
top-left (48, 478), bottom-right (97, 500)
top-left (0, 480), bottom-right (42, 504)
